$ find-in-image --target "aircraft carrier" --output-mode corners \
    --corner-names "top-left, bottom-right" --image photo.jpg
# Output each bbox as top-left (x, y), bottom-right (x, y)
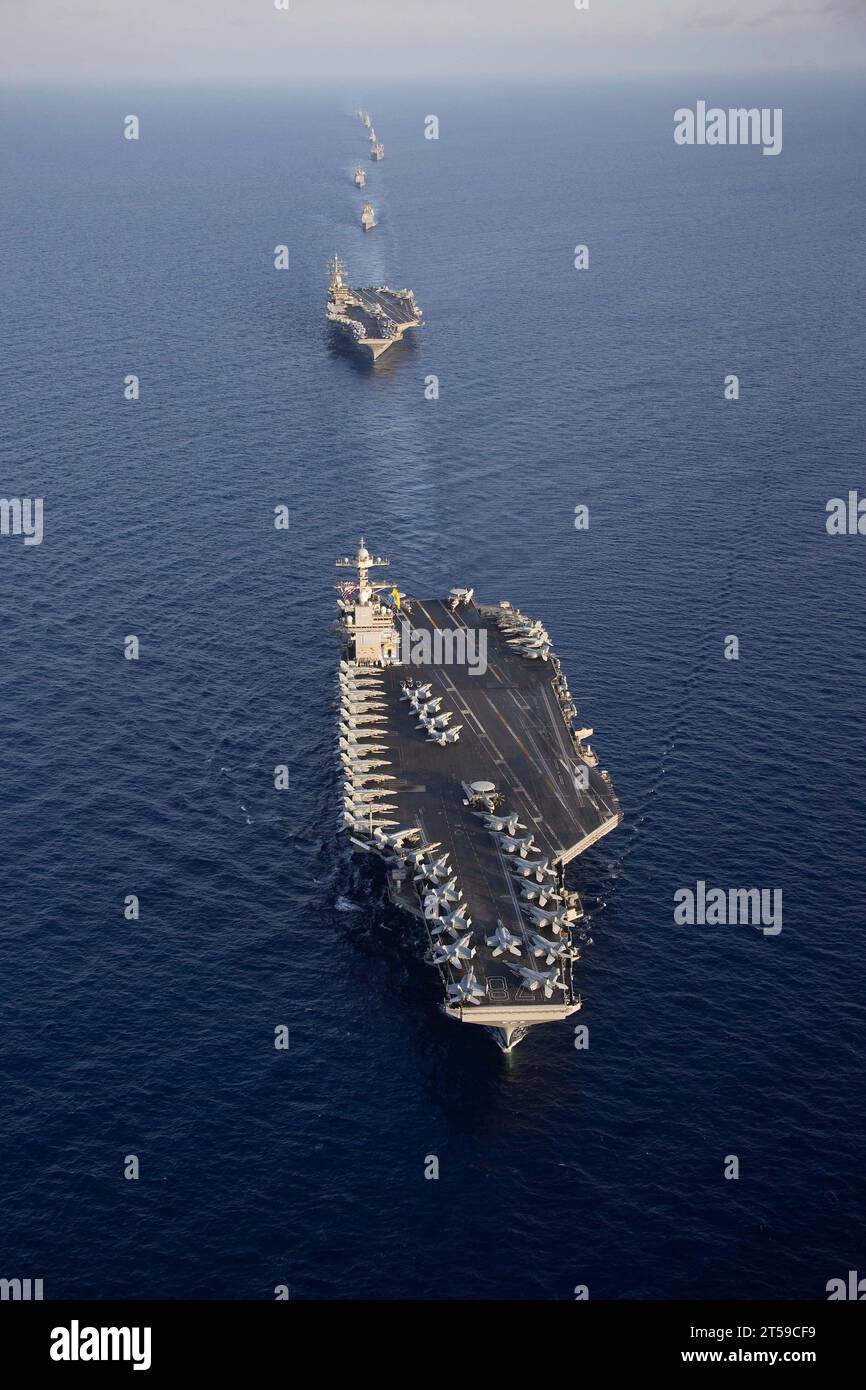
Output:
top-left (336, 538), bottom-right (622, 1050)
top-left (327, 256), bottom-right (422, 361)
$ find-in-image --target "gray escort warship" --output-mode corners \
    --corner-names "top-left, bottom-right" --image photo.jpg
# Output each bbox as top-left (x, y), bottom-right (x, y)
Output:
top-left (327, 256), bottom-right (422, 361)
top-left (336, 538), bottom-right (622, 1050)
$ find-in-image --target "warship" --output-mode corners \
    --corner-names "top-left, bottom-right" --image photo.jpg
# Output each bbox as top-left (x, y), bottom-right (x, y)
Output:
top-left (354, 165), bottom-right (366, 187)
top-left (335, 538), bottom-right (622, 1050)
top-left (371, 142), bottom-right (385, 161)
top-left (326, 257), bottom-right (422, 361)
top-left (361, 203), bottom-right (376, 231)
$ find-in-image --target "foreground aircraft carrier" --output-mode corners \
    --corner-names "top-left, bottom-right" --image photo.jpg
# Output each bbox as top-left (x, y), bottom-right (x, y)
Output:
top-left (336, 539), bottom-right (622, 1050)
top-left (327, 256), bottom-right (422, 360)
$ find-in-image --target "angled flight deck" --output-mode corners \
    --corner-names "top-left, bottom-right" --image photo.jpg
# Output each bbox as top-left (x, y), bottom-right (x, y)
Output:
top-left (336, 538), bottom-right (621, 1050)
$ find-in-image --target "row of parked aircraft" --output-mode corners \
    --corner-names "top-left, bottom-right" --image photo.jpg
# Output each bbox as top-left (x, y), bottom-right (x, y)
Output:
top-left (400, 840), bottom-right (488, 1007)
top-left (400, 679), bottom-right (462, 745)
top-left (338, 663), bottom-right (402, 835)
top-left (341, 796), bottom-right (571, 1008)
top-left (472, 799), bottom-right (579, 999)
top-left (498, 610), bottom-right (552, 662)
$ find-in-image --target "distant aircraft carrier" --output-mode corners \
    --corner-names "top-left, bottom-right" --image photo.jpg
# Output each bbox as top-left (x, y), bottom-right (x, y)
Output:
top-left (336, 538), bottom-right (622, 1050)
top-left (327, 256), bottom-right (422, 361)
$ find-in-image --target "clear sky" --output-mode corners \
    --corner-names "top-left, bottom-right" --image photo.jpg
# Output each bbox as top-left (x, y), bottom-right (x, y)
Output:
top-left (3, 0), bottom-right (865, 84)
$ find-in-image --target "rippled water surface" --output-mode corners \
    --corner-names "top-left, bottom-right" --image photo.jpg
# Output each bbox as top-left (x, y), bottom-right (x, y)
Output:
top-left (1, 82), bottom-right (865, 1299)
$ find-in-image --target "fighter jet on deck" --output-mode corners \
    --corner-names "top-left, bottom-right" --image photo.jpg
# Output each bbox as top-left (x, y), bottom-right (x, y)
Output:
top-left (343, 815), bottom-right (399, 832)
top-left (519, 882), bottom-right (563, 907)
top-left (432, 932), bottom-right (476, 969)
top-left (404, 842), bottom-right (441, 867)
top-left (372, 826), bottom-right (421, 849)
top-left (446, 970), bottom-right (487, 1007)
top-left (523, 903), bottom-right (570, 929)
top-left (423, 878), bottom-right (461, 911)
top-left (499, 832), bottom-right (537, 858)
top-left (485, 924), bottom-right (523, 958)
top-left (480, 812), bottom-right (526, 836)
top-left (415, 854), bottom-right (450, 881)
top-left (521, 644), bottom-right (551, 661)
top-left (440, 905), bottom-right (472, 934)
top-left (427, 726), bottom-right (462, 745)
top-left (507, 963), bottom-right (569, 998)
top-left (507, 854), bottom-right (552, 880)
top-left (528, 931), bottom-right (574, 965)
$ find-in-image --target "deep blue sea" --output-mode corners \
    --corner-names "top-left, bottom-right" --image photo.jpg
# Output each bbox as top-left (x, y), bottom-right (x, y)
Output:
top-left (2, 80), bottom-right (865, 1301)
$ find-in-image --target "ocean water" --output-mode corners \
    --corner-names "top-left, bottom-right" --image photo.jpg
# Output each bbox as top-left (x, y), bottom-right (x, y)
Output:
top-left (1, 81), bottom-right (865, 1301)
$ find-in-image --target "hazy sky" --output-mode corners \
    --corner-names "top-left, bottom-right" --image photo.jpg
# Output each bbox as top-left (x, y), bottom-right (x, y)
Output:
top-left (3, 0), bottom-right (865, 84)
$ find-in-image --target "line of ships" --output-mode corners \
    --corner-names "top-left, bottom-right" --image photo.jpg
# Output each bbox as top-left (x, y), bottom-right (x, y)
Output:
top-left (355, 109), bottom-right (378, 231)
top-left (326, 107), bottom-right (423, 361)
top-left (329, 117), bottom-right (621, 1051)
top-left (336, 538), bottom-right (623, 1051)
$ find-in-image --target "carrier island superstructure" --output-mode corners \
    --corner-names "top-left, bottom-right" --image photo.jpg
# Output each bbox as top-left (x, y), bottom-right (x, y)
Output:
top-left (336, 538), bottom-right (622, 1050)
